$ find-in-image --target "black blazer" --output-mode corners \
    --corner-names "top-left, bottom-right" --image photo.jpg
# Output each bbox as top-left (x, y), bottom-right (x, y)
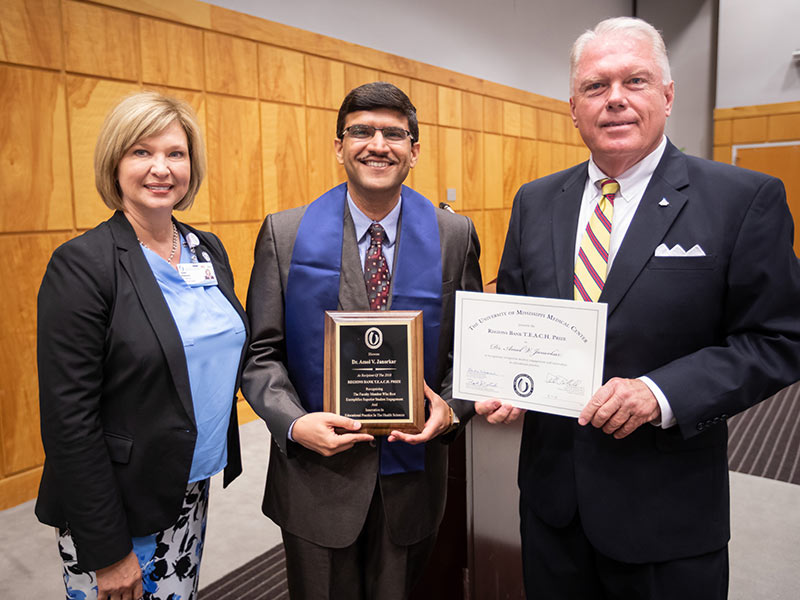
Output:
top-left (498, 141), bottom-right (800, 563)
top-left (36, 211), bottom-right (248, 571)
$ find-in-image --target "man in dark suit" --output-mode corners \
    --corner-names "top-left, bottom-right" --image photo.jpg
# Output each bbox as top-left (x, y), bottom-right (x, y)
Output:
top-left (242, 82), bottom-right (482, 599)
top-left (477, 17), bottom-right (800, 599)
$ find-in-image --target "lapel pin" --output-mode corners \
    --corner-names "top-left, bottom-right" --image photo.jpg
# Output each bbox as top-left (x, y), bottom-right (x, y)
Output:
top-left (659, 198), bottom-right (670, 207)
top-left (202, 251), bottom-right (211, 262)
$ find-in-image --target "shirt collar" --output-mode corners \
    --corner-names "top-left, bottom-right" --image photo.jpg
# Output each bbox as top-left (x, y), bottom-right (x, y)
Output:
top-left (347, 192), bottom-right (402, 247)
top-left (587, 135), bottom-right (667, 203)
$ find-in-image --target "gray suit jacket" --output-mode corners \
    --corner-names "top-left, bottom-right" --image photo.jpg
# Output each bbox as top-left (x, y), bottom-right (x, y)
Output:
top-left (242, 197), bottom-right (482, 548)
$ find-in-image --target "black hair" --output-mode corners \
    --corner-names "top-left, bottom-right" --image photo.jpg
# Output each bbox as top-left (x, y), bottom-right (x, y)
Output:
top-left (336, 81), bottom-right (419, 143)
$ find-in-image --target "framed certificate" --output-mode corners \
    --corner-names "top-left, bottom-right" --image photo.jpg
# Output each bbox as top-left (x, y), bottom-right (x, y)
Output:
top-left (323, 311), bottom-right (425, 435)
top-left (453, 291), bottom-right (607, 418)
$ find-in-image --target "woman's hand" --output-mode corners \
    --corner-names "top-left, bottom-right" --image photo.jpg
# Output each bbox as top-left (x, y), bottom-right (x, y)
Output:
top-left (96, 551), bottom-right (142, 600)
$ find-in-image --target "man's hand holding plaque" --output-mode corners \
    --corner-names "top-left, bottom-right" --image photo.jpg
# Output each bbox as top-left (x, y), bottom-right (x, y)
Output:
top-left (291, 412), bottom-right (374, 456)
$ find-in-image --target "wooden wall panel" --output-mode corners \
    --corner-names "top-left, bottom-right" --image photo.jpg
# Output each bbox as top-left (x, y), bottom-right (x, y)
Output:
top-left (462, 92), bottom-right (483, 132)
top-left (0, 0), bottom-right (587, 508)
top-left (379, 73), bottom-right (411, 96)
top-left (551, 143), bottom-right (568, 173)
top-left (484, 134), bottom-right (504, 209)
top-left (713, 145), bottom-right (732, 164)
top-left (345, 65), bottom-right (380, 94)
top-left (0, 233), bottom-right (70, 477)
top-left (569, 122), bottom-right (583, 146)
top-left (483, 209), bottom-right (510, 281)
top-left (438, 87), bottom-right (462, 129)
top-left (503, 102), bottom-right (521, 137)
top-left (211, 222), bottom-right (262, 300)
top-left (538, 110), bottom-right (555, 142)
top-left (502, 137), bottom-right (521, 207)
top-left (0, 0), bottom-right (63, 69)
top-left (140, 18), bottom-right (204, 90)
top-left (413, 124), bottom-right (440, 203)
top-left (63, 1), bottom-right (139, 81)
top-left (713, 119), bottom-right (731, 146)
top-left (305, 56), bottom-right (346, 110)
top-left (519, 139), bottom-right (537, 188)
top-left (204, 31), bottom-right (258, 97)
top-left (461, 130), bottom-right (484, 211)
top-left (484, 97), bottom-right (503, 134)
top-left (737, 144), bottom-right (800, 251)
top-left (537, 141), bottom-right (554, 177)
top-left (261, 102), bottom-right (308, 214)
top-left (67, 76), bottom-right (139, 229)
top-left (731, 116), bottom-right (768, 144)
top-left (438, 127), bottom-right (463, 204)
top-left (521, 105), bottom-right (537, 140)
top-left (0, 66), bottom-right (72, 232)
top-left (411, 80), bottom-right (438, 126)
top-left (552, 113), bottom-right (571, 144)
top-left (713, 103), bottom-right (800, 169)
top-left (0, 467), bottom-right (43, 511)
top-left (206, 95), bottom-right (262, 221)
top-left (258, 44), bottom-right (305, 104)
top-left (768, 114), bottom-right (800, 142)
top-left (306, 108), bottom-right (343, 200)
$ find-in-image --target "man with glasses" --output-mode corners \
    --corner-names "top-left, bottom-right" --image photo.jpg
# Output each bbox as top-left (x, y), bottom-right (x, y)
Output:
top-left (243, 82), bottom-right (482, 599)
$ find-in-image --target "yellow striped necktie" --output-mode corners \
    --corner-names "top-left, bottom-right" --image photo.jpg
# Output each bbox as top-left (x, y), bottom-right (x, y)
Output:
top-left (574, 178), bottom-right (619, 302)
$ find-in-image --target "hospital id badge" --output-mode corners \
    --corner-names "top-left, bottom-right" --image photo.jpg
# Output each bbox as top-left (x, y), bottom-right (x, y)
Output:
top-left (177, 263), bottom-right (218, 286)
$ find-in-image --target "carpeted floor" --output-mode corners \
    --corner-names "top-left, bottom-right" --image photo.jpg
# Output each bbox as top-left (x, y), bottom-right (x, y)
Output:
top-left (728, 381), bottom-right (800, 485)
top-left (199, 543), bottom-right (288, 600)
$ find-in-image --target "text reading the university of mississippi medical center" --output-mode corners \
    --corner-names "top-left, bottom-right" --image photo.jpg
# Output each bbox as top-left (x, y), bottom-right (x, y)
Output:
top-left (467, 308), bottom-right (589, 344)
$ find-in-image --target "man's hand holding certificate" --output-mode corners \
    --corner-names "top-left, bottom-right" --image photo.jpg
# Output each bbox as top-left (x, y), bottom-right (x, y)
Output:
top-left (453, 291), bottom-right (607, 418)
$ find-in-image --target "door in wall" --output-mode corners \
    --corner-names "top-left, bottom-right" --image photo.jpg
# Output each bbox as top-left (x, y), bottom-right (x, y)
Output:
top-left (735, 143), bottom-right (800, 253)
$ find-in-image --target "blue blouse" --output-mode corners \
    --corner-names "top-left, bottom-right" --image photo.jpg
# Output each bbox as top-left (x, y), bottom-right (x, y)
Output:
top-left (141, 234), bottom-right (245, 482)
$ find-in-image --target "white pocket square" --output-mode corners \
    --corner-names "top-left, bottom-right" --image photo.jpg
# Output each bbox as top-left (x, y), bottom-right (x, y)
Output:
top-left (654, 243), bottom-right (706, 257)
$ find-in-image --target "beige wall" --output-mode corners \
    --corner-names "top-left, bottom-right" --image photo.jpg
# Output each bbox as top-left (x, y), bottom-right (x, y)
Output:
top-left (0, 0), bottom-right (589, 509)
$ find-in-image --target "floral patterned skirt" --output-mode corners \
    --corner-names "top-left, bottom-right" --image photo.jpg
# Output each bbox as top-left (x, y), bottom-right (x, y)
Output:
top-left (58, 479), bottom-right (209, 600)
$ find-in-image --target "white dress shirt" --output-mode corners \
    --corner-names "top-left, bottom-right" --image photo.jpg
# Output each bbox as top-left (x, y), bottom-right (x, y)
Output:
top-left (347, 193), bottom-right (401, 274)
top-left (577, 136), bottom-right (676, 429)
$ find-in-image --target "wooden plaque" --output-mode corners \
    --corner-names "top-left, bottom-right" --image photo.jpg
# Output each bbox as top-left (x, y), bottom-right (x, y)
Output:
top-left (323, 310), bottom-right (425, 435)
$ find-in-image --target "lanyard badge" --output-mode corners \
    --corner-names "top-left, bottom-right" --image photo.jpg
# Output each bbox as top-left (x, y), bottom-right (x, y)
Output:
top-left (178, 232), bottom-right (218, 286)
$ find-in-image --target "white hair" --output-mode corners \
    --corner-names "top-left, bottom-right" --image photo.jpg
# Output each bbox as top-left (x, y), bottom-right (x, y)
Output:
top-left (570, 17), bottom-right (672, 95)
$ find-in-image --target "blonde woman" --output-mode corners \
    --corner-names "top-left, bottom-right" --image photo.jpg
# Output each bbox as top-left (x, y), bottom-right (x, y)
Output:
top-left (36, 92), bottom-right (248, 600)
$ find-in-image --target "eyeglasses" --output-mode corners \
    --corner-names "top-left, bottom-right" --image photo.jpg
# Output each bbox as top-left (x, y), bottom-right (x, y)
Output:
top-left (342, 125), bottom-right (414, 143)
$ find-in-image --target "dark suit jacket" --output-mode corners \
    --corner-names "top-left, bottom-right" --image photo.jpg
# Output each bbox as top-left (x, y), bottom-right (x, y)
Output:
top-left (498, 140), bottom-right (800, 563)
top-left (242, 196), bottom-right (482, 548)
top-left (36, 211), bottom-right (248, 571)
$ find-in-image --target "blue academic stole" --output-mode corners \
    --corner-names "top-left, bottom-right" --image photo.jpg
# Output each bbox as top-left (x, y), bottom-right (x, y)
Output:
top-left (285, 183), bottom-right (443, 474)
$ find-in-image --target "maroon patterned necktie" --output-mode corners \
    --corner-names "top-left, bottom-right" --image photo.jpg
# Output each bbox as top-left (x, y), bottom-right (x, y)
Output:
top-left (365, 223), bottom-right (391, 310)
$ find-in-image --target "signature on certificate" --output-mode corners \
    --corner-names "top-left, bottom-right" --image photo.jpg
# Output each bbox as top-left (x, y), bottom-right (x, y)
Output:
top-left (546, 373), bottom-right (584, 395)
top-left (466, 368), bottom-right (499, 390)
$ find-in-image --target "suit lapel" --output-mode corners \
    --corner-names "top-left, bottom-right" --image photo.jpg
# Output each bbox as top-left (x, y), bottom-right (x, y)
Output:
top-left (601, 142), bottom-right (689, 317)
top-left (109, 212), bottom-right (195, 422)
top-left (553, 164), bottom-right (588, 299)
top-left (339, 205), bottom-right (370, 310)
